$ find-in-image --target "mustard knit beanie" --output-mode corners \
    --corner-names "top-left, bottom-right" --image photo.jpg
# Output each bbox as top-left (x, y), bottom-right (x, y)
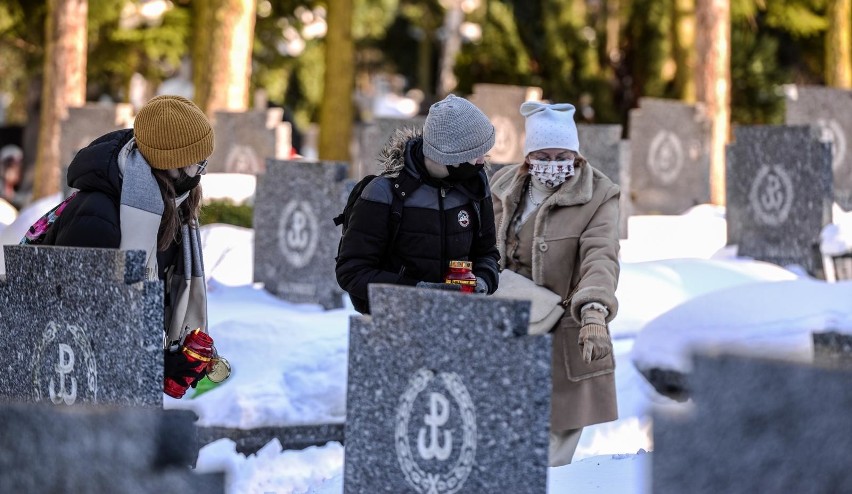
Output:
top-left (133, 95), bottom-right (214, 170)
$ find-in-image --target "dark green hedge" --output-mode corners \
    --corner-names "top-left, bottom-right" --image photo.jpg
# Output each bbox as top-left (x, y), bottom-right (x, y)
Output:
top-left (200, 200), bottom-right (253, 228)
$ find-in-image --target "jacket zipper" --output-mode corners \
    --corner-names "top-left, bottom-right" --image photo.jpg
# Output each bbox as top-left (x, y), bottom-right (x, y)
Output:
top-left (439, 187), bottom-right (447, 273)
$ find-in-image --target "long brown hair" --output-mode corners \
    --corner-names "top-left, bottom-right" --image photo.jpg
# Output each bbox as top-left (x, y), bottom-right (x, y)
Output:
top-left (152, 168), bottom-right (203, 251)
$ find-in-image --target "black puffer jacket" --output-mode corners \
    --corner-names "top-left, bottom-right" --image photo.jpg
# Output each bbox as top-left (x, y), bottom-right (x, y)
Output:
top-left (336, 129), bottom-right (500, 313)
top-left (42, 129), bottom-right (178, 278)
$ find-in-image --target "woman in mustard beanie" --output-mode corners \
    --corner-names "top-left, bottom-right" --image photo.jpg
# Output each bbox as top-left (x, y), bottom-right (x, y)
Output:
top-left (32, 95), bottom-right (219, 398)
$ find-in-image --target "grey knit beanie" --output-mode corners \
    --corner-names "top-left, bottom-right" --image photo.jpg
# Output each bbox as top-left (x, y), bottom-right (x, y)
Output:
top-left (423, 94), bottom-right (496, 165)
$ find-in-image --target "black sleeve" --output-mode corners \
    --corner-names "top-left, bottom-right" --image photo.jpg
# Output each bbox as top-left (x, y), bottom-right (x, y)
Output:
top-left (471, 196), bottom-right (500, 294)
top-left (335, 197), bottom-right (418, 303)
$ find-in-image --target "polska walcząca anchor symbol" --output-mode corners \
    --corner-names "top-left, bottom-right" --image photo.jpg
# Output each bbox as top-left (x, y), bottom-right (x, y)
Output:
top-left (286, 210), bottom-right (310, 250)
top-left (760, 173), bottom-right (785, 212)
top-left (417, 392), bottom-right (453, 461)
top-left (48, 343), bottom-right (77, 405)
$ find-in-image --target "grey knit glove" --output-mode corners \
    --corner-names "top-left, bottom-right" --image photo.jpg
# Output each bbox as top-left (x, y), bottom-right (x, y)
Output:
top-left (474, 276), bottom-right (488, 294)
top-left (578, 306), bottom-right (612, 364)
top-left (416, 281), bottom-right (462, 291)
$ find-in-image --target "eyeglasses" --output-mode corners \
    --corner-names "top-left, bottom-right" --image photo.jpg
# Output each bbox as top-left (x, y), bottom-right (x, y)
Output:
top-left (195, 159), bottom-right (208, 175)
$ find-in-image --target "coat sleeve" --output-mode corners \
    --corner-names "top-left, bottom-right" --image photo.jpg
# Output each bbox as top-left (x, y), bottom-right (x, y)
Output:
top-left (335, 190), bottom-right (419, 304)
top-left (471, 195), bottom-right (500, 294)
top-left (569, 184), bottom-right (620, 324)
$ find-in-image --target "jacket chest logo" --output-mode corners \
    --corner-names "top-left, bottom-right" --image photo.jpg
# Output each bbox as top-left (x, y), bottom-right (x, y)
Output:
top-left (457, 210), bottom-right (471, 228)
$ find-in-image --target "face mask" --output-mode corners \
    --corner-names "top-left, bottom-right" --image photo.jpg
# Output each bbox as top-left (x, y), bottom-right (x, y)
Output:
top-left (445, 162), bottom-right (484, 183)
top-left (528, 159), bottom-right (575, 187)
top-left (173, 173), bottom-right (201, 196)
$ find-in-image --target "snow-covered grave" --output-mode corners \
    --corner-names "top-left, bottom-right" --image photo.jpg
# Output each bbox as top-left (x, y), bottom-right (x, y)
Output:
top-left (653, 353), bottom-right (852, 494)
top-left (253, 160), bottom-right (350, 310)
top-left (0, 245), bottom-right (163, 407)
top-left (0, 404), bottom-right (224, 493)
top-left (345, 284), bottom-right (549, 492)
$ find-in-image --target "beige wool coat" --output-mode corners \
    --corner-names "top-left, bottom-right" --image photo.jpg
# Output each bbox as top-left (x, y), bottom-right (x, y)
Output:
top-left (491, 162), bottom-right (620, 431)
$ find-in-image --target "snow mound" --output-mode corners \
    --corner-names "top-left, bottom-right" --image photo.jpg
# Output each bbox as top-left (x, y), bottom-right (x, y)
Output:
top-left (200, 223), bottom-right (254, 286)
top-left (611, 258), bottom-right (799, 338)
top-left (632, 279), bottom-right (852, 374)
top-left (201, 173), bottom-right (256, 205)
top-left (0, 198), bottom-right (16, 227)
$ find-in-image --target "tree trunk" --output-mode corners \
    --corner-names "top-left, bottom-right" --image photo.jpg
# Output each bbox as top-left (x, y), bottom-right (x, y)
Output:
top-left (826, 0), bottom-right (852, 88)
top-left (436, 1), bottom-right (464, 98)
top-left (672, 0), bottom-right (696, 102)
top-left (695, 0), bottom-right (729, 206)
top-left (193, 0), bottom-right (256, 116)
top-left (32, 0), bottom-right (87, 200)
top-left (318, 0), bottom-right (355, 162)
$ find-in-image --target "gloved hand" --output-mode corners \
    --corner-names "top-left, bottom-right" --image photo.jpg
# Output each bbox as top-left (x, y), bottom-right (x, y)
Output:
top-left (578, 306), bottom-right (612, 364)
top-left (164, 349), bottom-right (208, 390)
top-left (416, 281), bottom-right (462, 291)
top-left (474, 276), bottom-right (489, 294)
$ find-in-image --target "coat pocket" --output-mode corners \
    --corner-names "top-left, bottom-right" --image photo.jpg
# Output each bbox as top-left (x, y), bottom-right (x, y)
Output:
top-left (557, 324), bottom-right (615, 382)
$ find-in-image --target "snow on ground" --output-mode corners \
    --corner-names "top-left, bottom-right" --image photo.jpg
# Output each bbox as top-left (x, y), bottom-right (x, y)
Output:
top-left (0, 198), bottom-right (17, 227)
top-left (201, 173), bottom-right (256, 205)
top-left (4, 198), bottom-right (852, 494)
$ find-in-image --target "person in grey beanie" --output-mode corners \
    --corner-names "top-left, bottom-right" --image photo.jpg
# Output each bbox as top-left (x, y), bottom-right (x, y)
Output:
top-left (336, 94), bottom-right (500, 314)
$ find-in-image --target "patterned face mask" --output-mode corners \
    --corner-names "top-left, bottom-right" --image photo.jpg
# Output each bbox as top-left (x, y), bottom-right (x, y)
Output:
top-left (528, 159), bottom-right (575, 187)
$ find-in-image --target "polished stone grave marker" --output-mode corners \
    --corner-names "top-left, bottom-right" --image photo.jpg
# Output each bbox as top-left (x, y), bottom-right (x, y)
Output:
top-left (654, 353), bottom-right (852, 493)
top-left (578, 124), bottom-right (631, 238)
top-left (254, 159), bottom-right (349, 309)
top-left (0, 245), bottom-right (163, 407)
top-left (469, 83), bottom-right (543, 165)
top-left (628, 98), bottom-right (711, 214)
top-left (726, 125), bottom-right (832, 273)
top-left (207, 108), bottom-right (292, 174)
top-left (344, 284), bottom-right (550, 494)
top-left (785, 85), bottom-right (852, 210)
top-left (60, 103), bottom-right (134, 167)
top-left (0, 404), bottom-right (224, 493)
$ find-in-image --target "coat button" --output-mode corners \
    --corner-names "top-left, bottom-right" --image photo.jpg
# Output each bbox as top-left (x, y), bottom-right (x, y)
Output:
top-left (539, 242), bottom-right (548, 252)
top-left (394, 184), bottom-right (399, 188)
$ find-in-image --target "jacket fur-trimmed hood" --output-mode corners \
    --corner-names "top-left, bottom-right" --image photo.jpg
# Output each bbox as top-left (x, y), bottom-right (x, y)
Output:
top-left (377, 127), bottom-right (422, 177)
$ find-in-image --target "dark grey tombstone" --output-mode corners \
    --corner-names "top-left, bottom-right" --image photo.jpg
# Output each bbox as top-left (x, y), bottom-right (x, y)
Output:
top-left (355, 117), bottom-right (425, 179)
top-left (0, 246), bottom-right (163, 406)
top-left (344, 284), bottom-right (550, 494)
top-left (59, 104), bottom-right (134, 167)
top-left (207, 109), bottom-right (292, 174)
top-left (627, 98), bottom-right (711, 214)
top-left (578, 124), bottom-right (631, 238)
top-left (0, 404), bottom-right (224, 493)
top-left (254, 159), bottom-right (349, 309)
top-left (785, 85), bottom-right (852, 210)
top-left (654, 353), bottom-right (852, 493)
top-left (813, 331), bottom-right (852, 369)
top-left (469, 83), bottom-right (543, 165)
top-left (726, 125), bottom-right (832, 273)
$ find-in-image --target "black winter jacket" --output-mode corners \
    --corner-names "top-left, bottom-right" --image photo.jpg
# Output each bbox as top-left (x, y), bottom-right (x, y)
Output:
top-left (336, 132), bottom-right (500, 313)
top-left (42, 129), bottom-right (178, 279)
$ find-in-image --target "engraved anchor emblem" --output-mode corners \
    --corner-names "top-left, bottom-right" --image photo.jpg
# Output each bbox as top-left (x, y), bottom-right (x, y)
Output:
top-left (286, 209), bottom-right (310, 250)
top-left (760, 172), bottom-right (785, 212)
top-left (48, 343), bottom-right (77, 406)
top-left (417, 392), bottom-right (453, 461)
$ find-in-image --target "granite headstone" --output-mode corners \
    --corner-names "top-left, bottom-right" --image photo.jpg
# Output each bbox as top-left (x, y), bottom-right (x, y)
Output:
top-left (254, 159), bottom-right (349, 308)
top-left (0, 404), bottom-right (224, 493)
top-left (468, 83), bottom-right (543, 165)
top-left (578, 124), bottom-right (631, 238)
top-left (344, 284), bottom-right (551, 494)
top-left (813, 330), bottom-right (852, 370)
top-left (726, 125), bottom-right (832, 273)
top-left (0, 246), bottom-right (163, 406)
top-left (207, 109), bottom-right (292, 174)
top-left (785, 85), bottom-right (852, 210)
top-left (59, 103), bottom-right (134, 167)
top-left (654, 353), bottom-right (852, 493)
top-left (355, 117), bottom-right (425, 179)
top-left (627, 98), bottom-right (711, 214)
